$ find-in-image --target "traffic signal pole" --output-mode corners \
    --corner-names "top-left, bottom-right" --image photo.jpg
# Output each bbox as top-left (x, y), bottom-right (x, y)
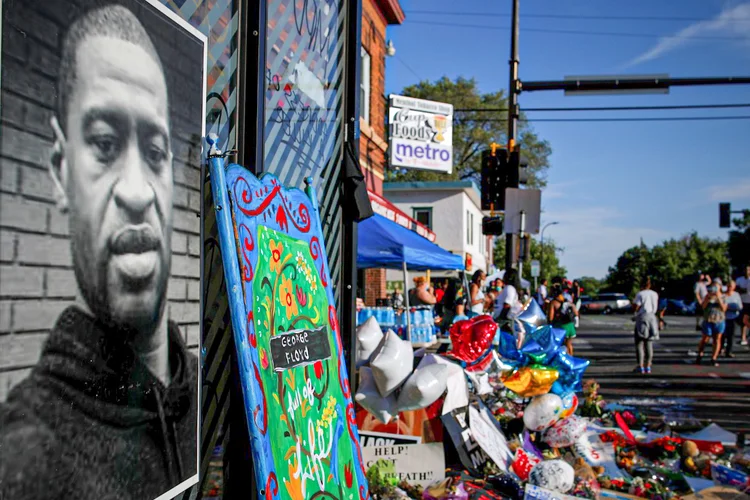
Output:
top-left (505, 0), bottom-right (520, 274)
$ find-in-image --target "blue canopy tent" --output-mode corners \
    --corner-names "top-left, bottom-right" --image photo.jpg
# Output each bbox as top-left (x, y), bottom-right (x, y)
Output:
top-left (357, 214), bottom-right (463, 341)
top-left (357, 214), bottom-right (463, 270)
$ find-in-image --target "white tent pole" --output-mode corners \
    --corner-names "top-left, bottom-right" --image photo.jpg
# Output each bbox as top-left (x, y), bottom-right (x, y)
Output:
top-left (403, 261), bottom-right (411, 342)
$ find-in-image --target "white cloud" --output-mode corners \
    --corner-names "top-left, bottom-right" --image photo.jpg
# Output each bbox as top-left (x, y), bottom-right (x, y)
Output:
top-left (706, 177), bottom-right (750, 202)
top-left (624, 2), bottom-right (750, 68)
top-left (543, 180), bottom-right (583, 201)
top-left (542, 207), bottom-right (672, 279)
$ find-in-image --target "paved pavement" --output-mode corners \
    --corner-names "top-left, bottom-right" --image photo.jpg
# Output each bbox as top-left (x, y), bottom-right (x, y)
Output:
top-left (575, 314), bottom-right (750, 434)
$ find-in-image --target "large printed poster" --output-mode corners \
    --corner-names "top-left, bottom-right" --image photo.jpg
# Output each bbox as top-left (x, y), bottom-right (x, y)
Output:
top-left (0, 1), bottom-right (206, 499)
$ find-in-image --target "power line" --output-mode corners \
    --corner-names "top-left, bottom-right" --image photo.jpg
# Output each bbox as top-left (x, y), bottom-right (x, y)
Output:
top-left (406, 10), bottom-right (750, 23)
top-left (405, 20), bottom-right (742, 41)
top-left (517, 115), bottom-right (750, 122)
top-left (454, 103), bottom-right (750, 113)
top-left (394, 54), bottom-right (423, 81)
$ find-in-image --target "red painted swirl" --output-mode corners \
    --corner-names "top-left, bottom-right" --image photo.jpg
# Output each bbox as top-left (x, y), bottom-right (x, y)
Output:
top-left (265, 473), bottom-right (278, 500)
top-left (247, 311), bottom-right (257, 348)
top-left (310, 237), bottom-right (320, 259)
top-left (238, 223), bottom-right (254, 281)
top-left (253, 361), bottom-right (268, 435)
top-left (234, 176), bottom-right (281, 217)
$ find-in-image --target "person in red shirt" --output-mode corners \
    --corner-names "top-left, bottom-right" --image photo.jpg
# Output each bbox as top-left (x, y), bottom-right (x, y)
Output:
top-left (435, 280), bottom-right (448, 303)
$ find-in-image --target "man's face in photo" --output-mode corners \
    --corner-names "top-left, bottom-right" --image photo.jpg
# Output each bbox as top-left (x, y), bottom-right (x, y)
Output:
top-left (59, 35), bottom-right (173, 333)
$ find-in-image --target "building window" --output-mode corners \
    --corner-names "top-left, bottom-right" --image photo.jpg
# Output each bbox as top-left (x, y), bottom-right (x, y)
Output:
top-left (413, 207), bottom-right (433, 229)
top-left (360, 47), bottom-right (371, 123)
top-left (466, 211), bottom-right (471, 245)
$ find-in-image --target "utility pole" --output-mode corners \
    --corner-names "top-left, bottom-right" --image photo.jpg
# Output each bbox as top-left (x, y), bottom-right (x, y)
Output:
top-left (505, 0), bottom-right (520, 274)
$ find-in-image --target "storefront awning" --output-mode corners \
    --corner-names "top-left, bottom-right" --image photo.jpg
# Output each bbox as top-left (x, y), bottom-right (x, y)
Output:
top-left (357, 214), bottom-right (463, 271)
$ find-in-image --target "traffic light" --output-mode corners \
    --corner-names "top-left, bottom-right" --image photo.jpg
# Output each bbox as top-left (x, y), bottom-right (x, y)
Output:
top-left (482, 216), bottom-right (503, 235)
top-left (507, 149), bottom-right (530, 187)
top-left (481, 147), bottom-right (508, 210)
top-left (719, 203), bottom-right (731, 228)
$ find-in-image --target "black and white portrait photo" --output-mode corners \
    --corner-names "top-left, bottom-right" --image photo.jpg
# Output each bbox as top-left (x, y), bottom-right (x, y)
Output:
top-left (0, 0), bottom-right (205, 499)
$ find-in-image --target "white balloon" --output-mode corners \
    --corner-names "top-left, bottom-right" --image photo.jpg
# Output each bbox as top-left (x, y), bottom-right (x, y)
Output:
top-left (523, 393), bottom-right (564, 432)
top-left (355, 367), bottom-right (397, 424)
top-left (528, 460), bottom-right (575, 493)
top-left (396, 364), bottom-right (448, 412)
top-left (543, 414), bottom-right (587, 448)
top-left (356, 316), bottom-right (384, 368)
top-left (369, 329), bottom-right (414, 397)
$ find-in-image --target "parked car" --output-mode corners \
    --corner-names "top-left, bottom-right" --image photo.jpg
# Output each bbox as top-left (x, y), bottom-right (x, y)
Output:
top-left (580, 293), bottom-right (632, 314)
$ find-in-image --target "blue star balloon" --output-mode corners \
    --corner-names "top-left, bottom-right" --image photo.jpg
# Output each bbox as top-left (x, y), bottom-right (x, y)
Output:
top-left (523, 325), bottom-right (567, 365)
top-left (549, 350), bottom-right (590, 393)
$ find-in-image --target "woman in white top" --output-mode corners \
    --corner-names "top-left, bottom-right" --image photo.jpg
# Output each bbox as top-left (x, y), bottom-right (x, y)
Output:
top-left (722, 279), bottom-right (743, 358)
top-left (469, 270), bottom-right (487, 315)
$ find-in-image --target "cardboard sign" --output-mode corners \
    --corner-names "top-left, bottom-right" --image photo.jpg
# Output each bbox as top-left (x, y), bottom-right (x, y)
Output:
top-left (468, 406), bottom-right (512, 471)
top-left (574, 430), bottom-right (629, 479)
top-left (441, 406), bottom-right (494, 476)
top-left (359, 431), bottom-right (422, 447)
top-left (361, 444), bottom-right (445, 487)
top-left (524, 485), bottom-right (580, 500)
top-left (269, 326), bottom-right (331, 371)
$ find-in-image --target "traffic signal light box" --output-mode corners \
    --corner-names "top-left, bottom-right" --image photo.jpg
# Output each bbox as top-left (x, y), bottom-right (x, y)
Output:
top-left (480, 146), bottom-right (528, 212)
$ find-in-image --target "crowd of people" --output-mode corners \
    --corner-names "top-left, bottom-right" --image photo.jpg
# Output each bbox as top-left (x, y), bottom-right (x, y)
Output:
top-left (690, 265), bottom-right (750, 366)
top-left (390, 270), bottom-right (582, 356)
top-left (384, 264), bottom-right (750, 374)
top-left (628, 265), bottom-right (750, 375)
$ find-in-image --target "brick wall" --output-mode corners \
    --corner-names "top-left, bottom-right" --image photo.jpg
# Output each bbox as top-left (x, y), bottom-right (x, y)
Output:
top-left (360, 0), bottom-right (388, 191)
top-left (360, 0), bottom-right (389, 307)
top-left (0, 0), bottom-right (204, 402)
top-left (364, 268), bottom-right (387, 306)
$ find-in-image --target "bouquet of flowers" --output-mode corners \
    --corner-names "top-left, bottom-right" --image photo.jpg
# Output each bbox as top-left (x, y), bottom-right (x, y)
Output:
top-left (579, 380), bottom-right (606, 418)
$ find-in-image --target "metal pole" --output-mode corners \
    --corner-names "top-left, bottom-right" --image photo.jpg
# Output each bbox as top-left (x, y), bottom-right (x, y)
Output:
top-left (518, 210), bottom-right (526, 283)
top-left (505, 0), bottom-right (520, 274)
top-left (540, 227), bottom-right (545, 280)
top-left (403, 261), bottom-right (411, 342)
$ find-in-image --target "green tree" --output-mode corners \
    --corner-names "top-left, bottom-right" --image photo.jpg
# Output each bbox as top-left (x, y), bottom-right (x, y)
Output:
top-left (604, 233), bottom-right (730, 299)
top-left (577, 277), bottom-right (604, 297)
top-left (493, 237), bottom-right (566, 284)
top-left (388, 76), bottom-right (552, 186)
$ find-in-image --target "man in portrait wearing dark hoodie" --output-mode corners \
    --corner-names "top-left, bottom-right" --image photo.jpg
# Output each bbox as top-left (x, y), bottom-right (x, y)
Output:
top-left (0, 4), bottom-right (198, 499)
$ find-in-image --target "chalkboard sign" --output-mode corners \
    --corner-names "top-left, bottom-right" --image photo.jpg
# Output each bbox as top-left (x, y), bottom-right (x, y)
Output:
top-left (269, 326), bottom-right (331, 371)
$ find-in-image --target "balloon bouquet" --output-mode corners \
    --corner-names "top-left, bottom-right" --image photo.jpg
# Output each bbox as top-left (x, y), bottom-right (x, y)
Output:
top-left (353, 298), bottom-right (592, 496)
top-left (446, 299), bottom-right (592, 494)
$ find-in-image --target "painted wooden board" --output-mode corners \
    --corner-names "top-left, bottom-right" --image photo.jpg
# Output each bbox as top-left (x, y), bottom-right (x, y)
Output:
top-left (208, 151), bottom-right (368, 500)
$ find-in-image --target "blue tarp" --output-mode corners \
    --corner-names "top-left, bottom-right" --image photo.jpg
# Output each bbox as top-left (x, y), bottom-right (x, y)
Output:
top-left (357, 214), bottom-right (464, 271)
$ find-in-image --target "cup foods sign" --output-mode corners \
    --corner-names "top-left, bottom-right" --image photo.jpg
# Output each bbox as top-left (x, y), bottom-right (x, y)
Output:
top-left (389, 95), bottom-right (453, 174)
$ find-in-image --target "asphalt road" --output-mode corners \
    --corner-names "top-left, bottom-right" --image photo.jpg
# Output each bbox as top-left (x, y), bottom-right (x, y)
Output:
top-left (574, 314), bottom-right (750, 434)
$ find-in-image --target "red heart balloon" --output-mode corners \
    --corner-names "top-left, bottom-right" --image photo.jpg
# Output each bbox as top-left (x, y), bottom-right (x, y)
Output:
top-left (449, 315), bottom-right (498, 363)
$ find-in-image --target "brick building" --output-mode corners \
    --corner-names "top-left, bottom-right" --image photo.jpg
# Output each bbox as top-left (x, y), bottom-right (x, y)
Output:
top-left (0, 0), bottom-right (203, 401)
top-left (359, 0), bottom-right (404, 305)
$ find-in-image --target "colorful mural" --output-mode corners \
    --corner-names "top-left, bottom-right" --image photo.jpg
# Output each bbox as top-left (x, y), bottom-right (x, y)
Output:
top-left (208, 148), bottom-right (368, 499)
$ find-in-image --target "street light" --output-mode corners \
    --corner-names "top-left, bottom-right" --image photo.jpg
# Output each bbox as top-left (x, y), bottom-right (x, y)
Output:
top-left (540, 221), bottom-right (560, 281)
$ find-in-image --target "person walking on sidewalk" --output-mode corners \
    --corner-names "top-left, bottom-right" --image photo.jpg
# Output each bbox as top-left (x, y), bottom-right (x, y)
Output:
top-left (736, 265), bottom-right (750, 346)
top-left (722, 279), bottom-right (743, 358)
top-left (696, 280), bottom-right (727, 367)
top-left (633, 277), bottom-right (659, 375)
top-left (694, 273), bottom-right (710, 331)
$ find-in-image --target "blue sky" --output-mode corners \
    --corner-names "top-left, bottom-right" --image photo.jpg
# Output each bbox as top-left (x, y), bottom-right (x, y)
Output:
top-left (384, 0), bottom-right (750, 279)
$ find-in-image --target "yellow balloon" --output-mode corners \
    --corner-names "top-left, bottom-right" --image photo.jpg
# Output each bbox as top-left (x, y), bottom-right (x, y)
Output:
top-left (501, 366), bottom-right (559, 397)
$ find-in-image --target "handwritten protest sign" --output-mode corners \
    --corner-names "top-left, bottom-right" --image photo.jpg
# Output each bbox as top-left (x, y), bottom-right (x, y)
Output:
top-left (361, 444), bottom-right (445, 487)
